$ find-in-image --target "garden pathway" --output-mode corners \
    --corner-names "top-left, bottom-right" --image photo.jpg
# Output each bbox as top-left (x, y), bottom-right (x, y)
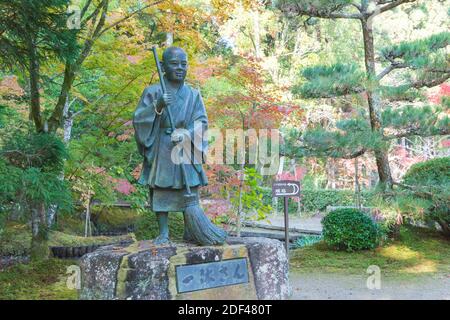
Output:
top-left (289, 271), bottom-right (450, 300)
top-left (260, 214), bottom-right (323, 233)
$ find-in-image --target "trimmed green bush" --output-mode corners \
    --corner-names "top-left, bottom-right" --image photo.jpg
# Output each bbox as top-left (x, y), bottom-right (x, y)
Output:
top-left (322, 208), bottom-right (383, 251)
top-left (403, 157), bottom-right (450, 186)
top-left (402, 157), bottom-right (450, 236)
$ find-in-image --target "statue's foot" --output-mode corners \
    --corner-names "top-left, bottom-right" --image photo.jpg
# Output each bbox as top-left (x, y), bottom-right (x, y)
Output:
top-left (153, 234), bottom-right (170, 245)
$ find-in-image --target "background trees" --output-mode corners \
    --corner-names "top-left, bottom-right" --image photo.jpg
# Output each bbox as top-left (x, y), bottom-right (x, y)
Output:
top-left (0, 0), bottom-right (449, 258)
top-left (277, 0), bottom-right (449, 191)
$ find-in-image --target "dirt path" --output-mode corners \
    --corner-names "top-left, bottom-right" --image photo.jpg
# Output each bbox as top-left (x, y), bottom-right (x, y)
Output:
top-left (259, 214), bottom-right (324, 233)
top-left (289, 271), bottom-right (450, 300)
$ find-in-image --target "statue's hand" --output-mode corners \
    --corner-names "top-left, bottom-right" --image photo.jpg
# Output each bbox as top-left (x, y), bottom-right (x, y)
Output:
top-left (171, 131), bottom-right (185, 144)
top-left (156, 92), bottom-right (174, 110)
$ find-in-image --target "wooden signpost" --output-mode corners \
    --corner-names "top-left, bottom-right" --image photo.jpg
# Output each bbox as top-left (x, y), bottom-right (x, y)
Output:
top-left (272, 180), bottom-right (301, 256)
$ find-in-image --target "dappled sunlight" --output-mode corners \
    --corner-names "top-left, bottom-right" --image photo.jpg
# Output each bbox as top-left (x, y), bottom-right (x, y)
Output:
top-left (379, 245), bottom-right (421, 261)
top-left (400, 260), bottom-right (437, 274)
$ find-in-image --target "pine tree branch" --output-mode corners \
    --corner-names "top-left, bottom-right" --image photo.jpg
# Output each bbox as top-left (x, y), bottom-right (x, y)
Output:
top-left (341, 148), bottom-right (367, 159)
top-left (409, 74), bottom-right (450, 89)
top-left (377, 62), bottom-right (409, 80)
top-left (384, 127), bottom-right (450, 140)
top-left (291, 144), bottom-right (367, 159)
top-left (392, 182), bottom-right (434, 199)
top-left (374, 0), bottom-right (417, 16)
top-left (279, 2), bottom-right (363, 20)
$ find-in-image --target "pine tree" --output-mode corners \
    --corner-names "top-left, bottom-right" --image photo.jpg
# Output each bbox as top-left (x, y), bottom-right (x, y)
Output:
top-left (0, 0), bottom-right (79, 132)
top-left (277, 0), bottom-right (449, 190)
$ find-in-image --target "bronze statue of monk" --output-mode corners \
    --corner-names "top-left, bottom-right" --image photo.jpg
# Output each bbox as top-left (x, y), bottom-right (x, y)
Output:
top-left (133, 46), bottom-right (226, 245)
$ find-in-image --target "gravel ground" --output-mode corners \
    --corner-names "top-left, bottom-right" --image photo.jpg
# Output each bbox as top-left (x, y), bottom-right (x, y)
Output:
top-left (264, 215), bottom-right (324, 233)
top-left (289, 271), bottom-right (450, 300)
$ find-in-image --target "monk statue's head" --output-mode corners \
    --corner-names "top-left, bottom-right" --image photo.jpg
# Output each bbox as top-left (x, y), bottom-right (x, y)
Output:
top-left (161, 46), bottom-right (188, 84)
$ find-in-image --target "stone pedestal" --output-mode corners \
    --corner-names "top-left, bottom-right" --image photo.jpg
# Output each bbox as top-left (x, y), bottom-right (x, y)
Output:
top-left (79, 237), bottom-right (290, 300)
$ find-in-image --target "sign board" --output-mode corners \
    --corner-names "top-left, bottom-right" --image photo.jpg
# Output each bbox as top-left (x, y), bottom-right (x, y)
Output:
top-left (272, 180), bottom-right (300, 197)
top-left (272, 180), bottom-right (301, 257)
top-left (175, 258), bottom-right (249, 293)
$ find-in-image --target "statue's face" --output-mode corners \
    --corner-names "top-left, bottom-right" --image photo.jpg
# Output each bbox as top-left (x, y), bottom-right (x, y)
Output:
top-left (162, 49), bottom-right (188, 83)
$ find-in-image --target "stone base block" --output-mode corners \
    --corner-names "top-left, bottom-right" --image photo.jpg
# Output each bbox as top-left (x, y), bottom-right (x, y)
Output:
top-left (79, 237), bottom-right (289, 300)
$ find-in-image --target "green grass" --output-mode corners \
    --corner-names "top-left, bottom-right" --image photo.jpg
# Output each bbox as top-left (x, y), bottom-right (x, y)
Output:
top-left (0, 212), bottom-right (185, 300)
top-left (290, 225), bottom-right (450, 276)
top-left (0, 259), bottom-right (78, 300)
top-left (0, 223), bottom-right (30, 256)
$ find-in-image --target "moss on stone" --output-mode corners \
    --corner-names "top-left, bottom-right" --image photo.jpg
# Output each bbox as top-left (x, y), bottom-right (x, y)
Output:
top-left (48, 230), bottom-right (133, 247)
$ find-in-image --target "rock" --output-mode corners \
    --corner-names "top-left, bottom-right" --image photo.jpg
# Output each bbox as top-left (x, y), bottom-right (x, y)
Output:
top-left (226, 237), bottom-right (290, 300)
top-left (79, 237), bottom-right (290, 300)
top-left (79, 246), bottom-right (127, 300)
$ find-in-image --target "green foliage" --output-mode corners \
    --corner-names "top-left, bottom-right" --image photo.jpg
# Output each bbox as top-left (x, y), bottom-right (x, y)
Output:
top-left (0, 131), bottom-right (72, 212)
top-left (293, 63), bottom-right (365, 98)
top-left (0, 222), bottom-right (31, 256)
top-left (283, 1), bottom-right (449, 185)
top-left (301, 189), bottom-right (369, 212)
top-left (262, 187), bottom-right (375, 213)
top-left (0, 0), bottom-right (79, 70)
top-left (403, 157), bottom-right (450, 186)
top-left (380, 32), bottom-right (449, 70)
top-left (231, 167), bottom-right (272, 221)
top-left (322, 208), bottom-right (383, 251)
top-left (1, 131), bottom-right (67, 171)
top-left (0, 104), bottom-right (21, 131)
top-left (299, 119), bottom-right (383, 158)
top-left (292, 234), bottom-right (323, 248)
top-left (401, 157), bottom-right (450, 236)
top-left (382, 104), bottom-right (449, 137)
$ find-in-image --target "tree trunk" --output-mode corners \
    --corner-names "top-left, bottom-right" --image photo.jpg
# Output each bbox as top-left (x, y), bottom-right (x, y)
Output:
top-left (48, 64), bottom-right (76, 132)
top-left (30, 202), bottom-right (49, 260)
top-left (28, 38), bottom-right (43, 132)
top-left (252, 10), bottom-right (261, 58)
top-left (47, 96), bottom-right (74, 226)
top-left (361, 18), bottom-right (393, 190)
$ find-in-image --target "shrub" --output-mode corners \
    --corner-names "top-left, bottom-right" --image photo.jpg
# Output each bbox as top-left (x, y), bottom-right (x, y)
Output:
top-left (401, 157), bottom-right (450, 236)
top-left (322, 208), bottom-right (383, 251)
top-left (292, 235), bottom-right (323, 249)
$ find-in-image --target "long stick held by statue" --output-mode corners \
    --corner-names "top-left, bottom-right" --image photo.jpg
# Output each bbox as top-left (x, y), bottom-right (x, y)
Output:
top-left (151, 47), bottom-right (227, 246)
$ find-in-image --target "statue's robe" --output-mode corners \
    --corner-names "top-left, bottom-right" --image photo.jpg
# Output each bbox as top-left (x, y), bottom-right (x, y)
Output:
top-left (133, 82), bottom-right (208, 212)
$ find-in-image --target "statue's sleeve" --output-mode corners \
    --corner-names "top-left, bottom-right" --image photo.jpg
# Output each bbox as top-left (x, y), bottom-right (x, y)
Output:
top-left (133, 87), bottom-right (160, 158)
top-left (187, 90), bottom-right (208, 165)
